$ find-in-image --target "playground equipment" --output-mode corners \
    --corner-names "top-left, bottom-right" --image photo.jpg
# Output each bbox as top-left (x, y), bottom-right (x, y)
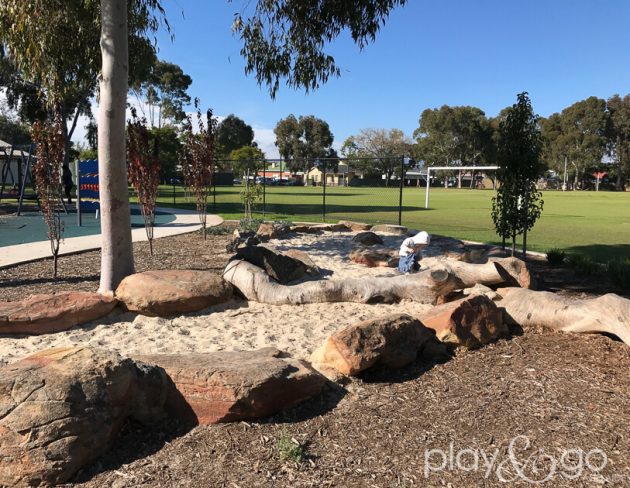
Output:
top-left (0, 140), bottom-right (72, 216)
top-left (0, 141), bottom-right (39, 215)
top-left (76, 159), bottom-right (101, 226)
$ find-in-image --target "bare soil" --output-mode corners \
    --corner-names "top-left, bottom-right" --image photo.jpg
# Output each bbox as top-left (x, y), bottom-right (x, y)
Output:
top-left (2, 231), bottom-right (629, 486)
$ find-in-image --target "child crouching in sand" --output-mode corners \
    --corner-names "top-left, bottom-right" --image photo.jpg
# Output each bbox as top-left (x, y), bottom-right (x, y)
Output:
top-left (398, 231), bottom-right (431, 274)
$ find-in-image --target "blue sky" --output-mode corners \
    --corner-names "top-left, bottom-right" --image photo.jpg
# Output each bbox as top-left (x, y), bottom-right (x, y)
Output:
top-left (85, 0), bottom-right (630, 157)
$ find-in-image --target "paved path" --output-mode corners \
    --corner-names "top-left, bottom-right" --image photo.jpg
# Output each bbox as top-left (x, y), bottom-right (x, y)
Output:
top-left (0, 207), bottom-right (222, 268)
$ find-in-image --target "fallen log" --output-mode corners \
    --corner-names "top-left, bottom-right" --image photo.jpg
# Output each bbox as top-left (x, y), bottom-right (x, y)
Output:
top-left (223, 260), bottom-right (460, 305)
top-left (422, 256), bottom-right (537, 290)
top-left (497, 287), bottom-right (630, 345)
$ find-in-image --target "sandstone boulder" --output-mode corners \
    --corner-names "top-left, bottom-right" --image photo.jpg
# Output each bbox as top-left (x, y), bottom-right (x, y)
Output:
top-left (338, 220), bottom-right (371, 232)
top-left (283, 250), bottom-right (321, 276)
top-left (0, 292), bottom-right (118, 335)
top-left (115, 270), bottom-right (234, 317)
top-left (310, 223), bottom-right (350, 232)
top-left (0, 347), bottom-right (167, 487)
top-left (289, 224), bottom-right (323, 234)
top-left (256, 222), bottom-right (290, 241)
top-left (233, 246), bottom-right (308, 283)
top-left (136, 348), bottom-right (326, 425)
top-left (371, 224), bottom-right (408, 235)
top-left (349, 246), bottom-right (399, 268)
top-left (226, 229), bottom-right (260, 253)
top-left (352, 231), bottom-right (384, 246)
top-left (311, 313), bottom-right (447, 377)
top-left (256, 222), bottom-right (277, 241)
top-left (418, 295), bottom-right (508, 348)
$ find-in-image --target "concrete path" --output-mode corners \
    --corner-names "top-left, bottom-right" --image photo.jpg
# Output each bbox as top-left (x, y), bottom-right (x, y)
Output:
top-left (0, 207), bottom-right (223, 268)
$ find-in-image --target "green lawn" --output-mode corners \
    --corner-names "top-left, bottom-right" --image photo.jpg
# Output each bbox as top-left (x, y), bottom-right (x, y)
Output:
top-left (155, 184), bottom-right (630, 262)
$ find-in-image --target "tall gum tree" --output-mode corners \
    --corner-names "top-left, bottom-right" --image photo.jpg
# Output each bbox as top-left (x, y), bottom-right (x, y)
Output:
top-left (98, 0), bottom-right (134, 293)
top-left (2, 0), bottom-right (406, 293)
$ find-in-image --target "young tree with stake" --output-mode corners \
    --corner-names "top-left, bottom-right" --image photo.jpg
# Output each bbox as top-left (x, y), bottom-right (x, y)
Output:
top-left (127, 110), bottom-right (161, 255)
top-left (179, 102), bottom-right (217, 240)
top-left (491, 92), bottom-right (544, 257)
top-left (31, 110), bottom-right (65, 278)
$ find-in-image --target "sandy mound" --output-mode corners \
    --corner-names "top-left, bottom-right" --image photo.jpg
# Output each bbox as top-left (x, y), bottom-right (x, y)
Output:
top-left (0, 231), bottom-right (432, 364)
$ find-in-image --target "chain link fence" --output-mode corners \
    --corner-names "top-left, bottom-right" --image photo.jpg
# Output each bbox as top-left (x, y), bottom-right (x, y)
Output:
top-left (205, 157), bottom-right (424, 225)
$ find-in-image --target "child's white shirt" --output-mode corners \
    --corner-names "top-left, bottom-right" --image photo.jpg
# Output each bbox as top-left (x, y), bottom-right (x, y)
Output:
top-left (399, 237), bottom-right (416, 257)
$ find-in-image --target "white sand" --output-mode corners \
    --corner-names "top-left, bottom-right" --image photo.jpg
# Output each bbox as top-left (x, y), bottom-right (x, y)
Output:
top-left (0, 231), bottom-right (433, 364)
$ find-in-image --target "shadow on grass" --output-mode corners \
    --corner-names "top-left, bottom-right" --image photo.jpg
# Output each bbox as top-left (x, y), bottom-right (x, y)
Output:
top-left (563, 244), bottom-right (630, 263)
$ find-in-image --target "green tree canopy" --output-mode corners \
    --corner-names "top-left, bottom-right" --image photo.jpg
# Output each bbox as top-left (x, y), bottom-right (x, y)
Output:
top-left (606, 94), bottom-right (630, 190)
top-left (217, 115), bottom-right (255, 158)
top-left (414, 105), bottom-right (494, 168)
top-left (233, 0), bottom-right (407, 97)
top-left (491, 92), bottom-right (544, 256)
top-left (342, 128), bottom-right (411, 184)
top-left (148, 125), bottom-right (182, 181)
top-left (274, 114), bottom-right (334, 173)
top-left (0, 109), bottom-right (30, 145)
top-left (541, 96), bottom-right (609, 189)
top-left (229, 145), bottom-right (265, 177)
top-left (132, 59), bottom-right (192, 127)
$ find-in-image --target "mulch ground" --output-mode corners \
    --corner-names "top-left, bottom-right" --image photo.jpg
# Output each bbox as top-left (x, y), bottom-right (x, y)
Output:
top-left (2, 230), bottom-right (630, 486)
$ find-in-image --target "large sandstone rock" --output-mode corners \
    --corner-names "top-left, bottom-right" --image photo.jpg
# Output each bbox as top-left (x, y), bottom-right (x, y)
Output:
top-left (349, 246), bottom-right (399, 268)
top-left (234, 246), bottom-right (308, 284)
top-left (115, 270), bottom-right (234, 317)
top-left (352, 231), bottom-right (384, 246)
top-left (289, 224), bottom-right (323, 234)
top-left (418, 295), bottom-right (508, 348)
top-left (136, 348), bottom-right (326, 425)
top-left (0, 347), bottom-right (167, 487)
top-left (283, 250), bottom-right (321, 277)
top-left (311, 314), bottom-right (447, 377)
top-left (370, 224), bottom-right (408, 235)
top-left (310, 223), bottom-right (350, 232)
top-left (0, 292), bottom-right (118, 335)
top-left (226, 229), bottom-right (260, 253)
top-left (256, 222), bottom-right (290, 241)
top-left (338, 220), bottom-right (371, 232)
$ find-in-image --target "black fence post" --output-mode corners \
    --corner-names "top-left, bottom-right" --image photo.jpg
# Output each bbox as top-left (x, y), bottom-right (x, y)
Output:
top-left (398, 156), bottom-right (405, 226)
top-left (322, 165), bottom-right (327, 222)
top-left (262, 160), bottom-right (266, 216)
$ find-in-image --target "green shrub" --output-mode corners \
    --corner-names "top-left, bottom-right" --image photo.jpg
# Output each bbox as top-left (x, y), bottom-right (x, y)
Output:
top-left (273, 219), bottom-right (293, 233)
top-left (546, 248), bottom-right (566, 266)
top-left (239, 217), bottom-right (264, 232)
top-left (202, 224), bottom-right (233, 236)
top-left (607, 258), bottom-right (630, 289)
top-left (566, 253), bottom-right (599, 276)
top-left (276, 431), bottom-right (303, 463)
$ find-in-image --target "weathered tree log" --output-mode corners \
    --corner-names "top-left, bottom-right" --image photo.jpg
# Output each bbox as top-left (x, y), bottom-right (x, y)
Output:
top-left (498, 287), bottom-right (630, 345)
top-left (422, 257), bottom-right (536, 290)
top-left (223, 260), bottom-right (460, 305)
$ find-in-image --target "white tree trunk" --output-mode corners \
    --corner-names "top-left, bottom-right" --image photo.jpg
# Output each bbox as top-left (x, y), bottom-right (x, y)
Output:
top-left (98, 0), bottom-right (134, 293)
top-left (498, 287), bottom-right (630, 345)
top-left (223, 260), bottom-right (460, 305)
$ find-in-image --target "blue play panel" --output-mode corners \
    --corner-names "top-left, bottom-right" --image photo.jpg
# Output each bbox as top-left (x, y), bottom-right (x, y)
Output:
top-left (0, 208), bottom-right (177, 247)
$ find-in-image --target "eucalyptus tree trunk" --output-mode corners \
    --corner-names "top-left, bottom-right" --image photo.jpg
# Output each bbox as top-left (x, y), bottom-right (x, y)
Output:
top-left (97, 0), bottom-right (134, 293)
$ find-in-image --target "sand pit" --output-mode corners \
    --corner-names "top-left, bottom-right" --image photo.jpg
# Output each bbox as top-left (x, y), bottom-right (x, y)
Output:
top-left (0, 231), bottom-right (434, 364)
